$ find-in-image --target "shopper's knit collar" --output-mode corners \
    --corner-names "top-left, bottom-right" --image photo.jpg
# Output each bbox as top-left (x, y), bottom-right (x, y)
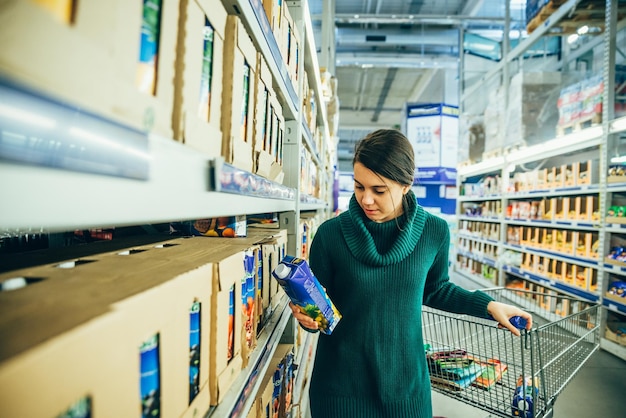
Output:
top-left (339, 190), bottom-right (425, 266)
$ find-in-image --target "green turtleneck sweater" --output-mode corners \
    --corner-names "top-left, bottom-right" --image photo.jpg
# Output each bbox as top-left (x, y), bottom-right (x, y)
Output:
top-left (307, 191), bottom-right (494, 418)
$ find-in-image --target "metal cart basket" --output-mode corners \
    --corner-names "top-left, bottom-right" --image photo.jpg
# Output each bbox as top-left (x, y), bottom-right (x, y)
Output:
top-left (422, 287), bottom-right (600, 418)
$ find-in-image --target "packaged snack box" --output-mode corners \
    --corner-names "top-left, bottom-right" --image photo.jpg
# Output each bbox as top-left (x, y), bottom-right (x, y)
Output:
top-left (272, 255), bottom-right (341, 334)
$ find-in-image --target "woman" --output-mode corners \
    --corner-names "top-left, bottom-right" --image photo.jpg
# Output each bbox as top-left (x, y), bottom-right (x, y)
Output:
top-left (290, 129), bottom-right (532, 418)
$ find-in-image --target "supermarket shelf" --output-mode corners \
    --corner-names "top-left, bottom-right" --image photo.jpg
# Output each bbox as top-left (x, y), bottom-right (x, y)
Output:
top-left (292, 331), bottom-right (314, 406)
top-left (502, 265), bottom-right (600, 303)
top-left (458, 126), bottom-right (603, 179)
top-left (600, 338), bottom-right (626, 362)
top-left (504, 218), bottom-right (600, 231)
top-left (222, 0), bottom-right (299, 119)
top-left (456, 249), bottom-right (497, 268)
top-left (301, 122), bottom-right (322, 167)
top-left (506, 184), bottom-right (601, 199)
top-left (458, 195), bottom-right (503, 202)
top-left (300, 196), bottom-right (328, 211)
top-left (458, 215), bottom-right (502, 223)
top-left (453, 267), bottom-right (498, 289)
top-left (607, 182), bottom-right (626, 193)
top-left (211, 158), bottom-right (296, 200)
top-left (457, 233), bottom-right (500, 246)
top-left (208, 297), bottom-right (292, 418)
top-left (603, 297), bottom-right (626, 315)
top-left (503, 243), bottom-right (600, 268)
top-left (0, 135), bottom-right (296, 234)
top-left (604, 261), bottom-right (626, 276)
top-left (294, 0), bottom-right (330, 139)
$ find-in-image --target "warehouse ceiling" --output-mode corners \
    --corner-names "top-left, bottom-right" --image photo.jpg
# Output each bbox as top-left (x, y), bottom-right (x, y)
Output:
top-left (307, 0), bottom-right (528, 167)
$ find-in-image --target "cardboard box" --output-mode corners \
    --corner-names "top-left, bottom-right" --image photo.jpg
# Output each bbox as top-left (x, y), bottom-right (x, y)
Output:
top-left (253, 52), bottom-right (278, 179)
top-left (173, 0), bottom-right (227, 156)
top-left (222, 15), bottom-right (257, 172)
top-left (0, 0), bottom-right (179, 138)
top-left (0, 250), bottom-right (212, 418)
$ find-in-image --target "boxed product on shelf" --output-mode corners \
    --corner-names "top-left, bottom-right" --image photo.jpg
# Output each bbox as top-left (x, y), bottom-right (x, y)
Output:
top-left (505, 71), bottom-right (561, 147)
top-left (0, 0), bottom-right (179, 138)
top-left (605, 320), bottom-right (626, 347)
top-left (253, 52), bottom-right (273, 176)
top-left (282, 4), bottom-right (301, 91)
top-left (606, 277), bottom-right (626, 304)
top-left (222, 15), bottom-right (258, 172)
top-left (255, 344), bottom-right (290, 418)
top-left (262, 0), bottom-right (284, 46)
top-left (253, 52), bottom-right (285, 182)
top-left (0, 246), bottom-right (214, 418)
top-left (172, 0), bottom-right (227, 157)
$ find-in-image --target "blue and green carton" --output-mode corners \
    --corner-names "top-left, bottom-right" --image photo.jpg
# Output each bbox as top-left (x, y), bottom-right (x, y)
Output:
top-left (272, 255), bottom-right (341, 334)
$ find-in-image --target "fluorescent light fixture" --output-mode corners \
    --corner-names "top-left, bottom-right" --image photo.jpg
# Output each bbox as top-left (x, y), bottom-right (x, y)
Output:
top-left (577, 25), bottom-right (589, 35)
top-left (507, 126), bottom-right (603, 163)
top-left (458, 156), bottom-right (504, 176)
top-left (0, 103), bottom-right (57, 129)
top-left (611, 116), bottom-right (626, 133)
top-left (567, 33), bottom-right (579, 44)
top-left (611, 156), bottom-right (626, 163)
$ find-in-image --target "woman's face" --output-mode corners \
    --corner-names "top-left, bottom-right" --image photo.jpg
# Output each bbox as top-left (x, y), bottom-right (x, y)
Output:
top-left (353, 162), bottom-right (409, 223)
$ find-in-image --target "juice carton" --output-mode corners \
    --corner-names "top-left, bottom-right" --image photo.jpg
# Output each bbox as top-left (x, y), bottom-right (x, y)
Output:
top-left (272, 255), bottom-right (341, 334)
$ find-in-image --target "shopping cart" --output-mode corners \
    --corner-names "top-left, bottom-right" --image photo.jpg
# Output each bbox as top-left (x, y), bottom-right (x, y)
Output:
top-left (422, 287), bottom-right (600, 418)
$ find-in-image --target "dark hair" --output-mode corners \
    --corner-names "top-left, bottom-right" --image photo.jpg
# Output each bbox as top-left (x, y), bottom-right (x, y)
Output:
top-left (352, 129), bottom-right (415, 186)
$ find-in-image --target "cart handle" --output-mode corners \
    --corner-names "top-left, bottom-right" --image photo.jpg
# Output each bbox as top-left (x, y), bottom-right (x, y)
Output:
top-left (489, 315), bottom-right (528, 330)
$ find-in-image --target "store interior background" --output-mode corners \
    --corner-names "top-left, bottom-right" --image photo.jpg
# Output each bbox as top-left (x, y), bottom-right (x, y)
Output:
top-left (307, 0), bottom-right (626, 416)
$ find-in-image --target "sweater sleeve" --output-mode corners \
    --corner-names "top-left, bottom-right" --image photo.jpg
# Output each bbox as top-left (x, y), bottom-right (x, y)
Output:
top-left (422, 219), bottom-right (494, 319)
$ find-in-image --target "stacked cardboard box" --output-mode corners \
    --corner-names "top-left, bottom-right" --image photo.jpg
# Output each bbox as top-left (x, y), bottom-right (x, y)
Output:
top-left (0, 230), bottom-right (288, 417)
top-left (0, 0), bottom-right (179, 138)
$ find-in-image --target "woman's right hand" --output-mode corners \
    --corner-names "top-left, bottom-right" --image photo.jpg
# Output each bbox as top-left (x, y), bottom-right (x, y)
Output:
top-left (289, 302), bottom-right (319, 330)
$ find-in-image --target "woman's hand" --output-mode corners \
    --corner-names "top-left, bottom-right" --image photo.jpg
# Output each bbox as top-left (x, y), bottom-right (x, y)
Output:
top-left (289, 302), bottom-right (319, 330)
top-left (487, 301), bottom-right (533, 337)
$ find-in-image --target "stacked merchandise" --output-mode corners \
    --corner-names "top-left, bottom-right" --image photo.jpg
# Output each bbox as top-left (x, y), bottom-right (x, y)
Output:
top-left (557, 67), bottom-right (626, 135)
top-left (0, 230), bottom-right (290, 417)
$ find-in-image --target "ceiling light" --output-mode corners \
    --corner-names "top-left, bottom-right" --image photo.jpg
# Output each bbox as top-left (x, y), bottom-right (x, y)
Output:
top-left (567, 33), bottom-right (579, 44)
top-left (577, 25), bottom-right (589, 35)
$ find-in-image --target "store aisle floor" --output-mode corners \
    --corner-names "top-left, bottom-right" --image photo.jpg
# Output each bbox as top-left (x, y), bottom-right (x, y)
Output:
top-left (431, 348), bottom-right (625, 417)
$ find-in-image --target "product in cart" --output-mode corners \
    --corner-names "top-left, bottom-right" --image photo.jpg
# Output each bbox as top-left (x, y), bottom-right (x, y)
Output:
top-left (473, 358), bottom-right (507, 390)
top-left (426, 348), bottom-right (486, 390)
top-left (272, 255), bottom-right (341, 334)
top-left (512, 375), bottom-right (540, 418)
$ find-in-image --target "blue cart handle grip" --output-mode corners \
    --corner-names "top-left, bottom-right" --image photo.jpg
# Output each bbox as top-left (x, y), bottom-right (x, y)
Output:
top-left (489, 315), bottom-right (528, 330)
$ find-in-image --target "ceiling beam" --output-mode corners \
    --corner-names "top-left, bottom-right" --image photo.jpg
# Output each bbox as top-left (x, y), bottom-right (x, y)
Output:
top-left (331, 13), bottom-right (508, 25)
top-left (461, 0), bottom-right (485, 17)
top-left (371, 68), bottom-right (398, 122)
top-left (336, 53), bottom-right (459, 69)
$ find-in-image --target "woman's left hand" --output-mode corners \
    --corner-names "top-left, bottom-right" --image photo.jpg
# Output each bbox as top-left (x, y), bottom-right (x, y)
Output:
top-left (487, 301), bottom-right (533, 337)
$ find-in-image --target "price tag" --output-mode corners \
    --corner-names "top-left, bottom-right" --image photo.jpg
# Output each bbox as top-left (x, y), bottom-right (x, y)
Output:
top-left (524, 274), bottom-right (530, 279)
top-left (608, 304), bottom-right (618, 312)
top-left (549, 280), bottom-right (556, 286)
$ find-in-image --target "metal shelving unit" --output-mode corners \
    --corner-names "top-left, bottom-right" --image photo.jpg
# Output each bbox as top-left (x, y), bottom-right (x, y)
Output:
top-left (0, 0), bottom-right (329, 417)
top-left (457, 0), bottom-right (626, 361)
